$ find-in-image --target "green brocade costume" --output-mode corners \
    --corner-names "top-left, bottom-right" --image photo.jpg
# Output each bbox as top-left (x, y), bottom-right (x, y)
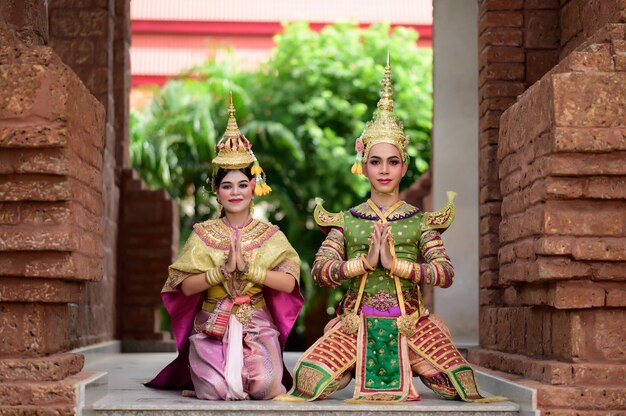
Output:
top-left (280, 195), bottom-right (496, 404)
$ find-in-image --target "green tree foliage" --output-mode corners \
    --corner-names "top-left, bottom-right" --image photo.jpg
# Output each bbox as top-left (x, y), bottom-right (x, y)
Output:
top-left (131, 22), bottom-right (432, 338)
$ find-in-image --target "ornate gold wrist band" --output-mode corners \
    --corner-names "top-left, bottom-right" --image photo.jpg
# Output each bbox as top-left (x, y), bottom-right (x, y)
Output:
top-left (244, 265), bottom-right (267, 285)
top-left (345, 257), bottom-right (367, 278)
top-left (205, 267), bottom-right (225, 287)
top-left (391, 259), bottom-right (413, 280)
top-left (360, 254), bottom-right (375, 271)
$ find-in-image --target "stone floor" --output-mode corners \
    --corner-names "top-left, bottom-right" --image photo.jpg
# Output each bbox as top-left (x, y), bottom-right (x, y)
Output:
top-left (81, 351), bottom-right (523, 416)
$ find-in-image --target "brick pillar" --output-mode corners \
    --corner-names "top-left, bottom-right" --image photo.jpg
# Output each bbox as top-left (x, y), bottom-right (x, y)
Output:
top-left (117, 170), bottom-right (179, 341)
top-left (477, 0), bottom-right (562, 324)
top-left (49, 0), bottom-right (120, 347)
top-left (478, 0), bottom-right (525, 332)
top-left (114, 0), bottom-right (131, 181)
top-left (0, 12), bottom-right (105, 413)
top-left (469, 0), bottom-right (626, 415)
top-left (0, 0), bottom-right (48, 45)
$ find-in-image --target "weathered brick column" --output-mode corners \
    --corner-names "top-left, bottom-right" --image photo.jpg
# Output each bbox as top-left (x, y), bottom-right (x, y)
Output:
top-left (117, 169), bottom-right (179, 341)
top-left (48, 0), bottom-right (120, 348)
top-left (0, 11), bottom-right (105, 414)
top-left (471, 22), bottom-right (626, 414)
top-left (477, 0), bottom-right (561, 326)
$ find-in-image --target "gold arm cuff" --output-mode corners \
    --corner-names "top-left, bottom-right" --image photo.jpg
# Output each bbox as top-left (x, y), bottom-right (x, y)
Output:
top-left (391, 258), bottom-right (414, 280)
top-left (360, 254), bottom-right (375, 271)
top-left (205, 267), bottom-right (225, 287)
top-left (344, 257), bottom-right (367, 278)
top-left (244, 265), bottom-right (267, 285)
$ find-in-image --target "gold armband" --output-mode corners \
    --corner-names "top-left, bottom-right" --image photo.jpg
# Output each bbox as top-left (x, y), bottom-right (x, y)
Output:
top-left (344, 257), bottom-right (367, 278)
top-left (360, 254), bottom-right (375, 271)
top-left (205, 267), bottom-right (225, 287)
top-left (243, 265), bottom-right (267, 285)
top-left (391, 258), bottom-right (415, 280)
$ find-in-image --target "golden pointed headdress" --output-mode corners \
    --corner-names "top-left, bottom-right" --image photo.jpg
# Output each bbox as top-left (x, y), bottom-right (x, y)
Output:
top-left (351, 51), bottom-right (410, 175)
top-left (211, 93), bottom-right (271, 195)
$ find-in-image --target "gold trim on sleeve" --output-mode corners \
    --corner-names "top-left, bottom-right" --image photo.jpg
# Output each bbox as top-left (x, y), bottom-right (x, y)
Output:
top-left (421, 191), bottom-right (456, 232)
top-left (313, 198), bottom-right (344, 228)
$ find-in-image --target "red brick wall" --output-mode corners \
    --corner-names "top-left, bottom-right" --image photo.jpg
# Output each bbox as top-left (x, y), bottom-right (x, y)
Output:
top-left (49, 0), bottom-right (123, 347)
top-left (560, 0), bottom-right (625, 58)
top-left (117, 170), bottom-right (178, 340)
top-left (114, 0), bottom-right (131, 180)
top-left (0, 9), bottom-right (105, 411)
top-left (478, 0), bottom-right (562, 337)
top-left (0, 19), bottom-right (105, 355)
top-left (474, 0), bottom-right (626, 413)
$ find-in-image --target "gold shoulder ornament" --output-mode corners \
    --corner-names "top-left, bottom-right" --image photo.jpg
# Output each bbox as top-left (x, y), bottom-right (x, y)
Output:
top-left (313, 198), bottom-right (344, 229)
top-left (421, 191), bottom-right (456, 232)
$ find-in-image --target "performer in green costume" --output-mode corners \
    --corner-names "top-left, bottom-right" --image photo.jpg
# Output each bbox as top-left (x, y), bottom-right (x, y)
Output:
top-left (276, 56), bottom-right (504, 404)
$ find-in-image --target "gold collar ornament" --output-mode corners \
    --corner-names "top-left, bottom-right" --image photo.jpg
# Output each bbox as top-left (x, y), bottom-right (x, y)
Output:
top-left (211, 93), bottom-right (271, 196)
top-left (352, 51), bottom-right (410, 175)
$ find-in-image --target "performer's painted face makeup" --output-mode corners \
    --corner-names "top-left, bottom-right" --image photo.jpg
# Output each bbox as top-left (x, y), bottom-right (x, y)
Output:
top-left (217, 170), bottom-right (253, 215)
top-left (364, 143), bottom-right (407, 193)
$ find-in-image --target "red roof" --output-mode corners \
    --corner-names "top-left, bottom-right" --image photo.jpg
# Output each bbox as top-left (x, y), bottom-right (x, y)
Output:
top-left (130, 0), bottom-right (433, 86)
top-left (131, 0), bottom-right (432, 25)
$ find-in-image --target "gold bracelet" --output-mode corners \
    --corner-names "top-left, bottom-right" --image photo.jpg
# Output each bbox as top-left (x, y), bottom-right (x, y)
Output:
top-left (244, 265), bottom-right (267, 285)
top-left (205, 267), bottom-right (224, 287)
top-left (345, 258), bottom-right (366, 278)
top-left (391, 259), bottom-right (413, 280)
top-left (360, 254), bottom-right (375, 271)
top-left (346, 259), bottom-right (354, 277)
top-left (390, 258), bottom-right (398, 275)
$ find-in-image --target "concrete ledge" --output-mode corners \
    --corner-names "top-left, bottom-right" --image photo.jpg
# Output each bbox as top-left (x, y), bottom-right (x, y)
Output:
top-left (82, 352), bottom-right (521, 415)
top-left (75, 371), bottom-right (108, 416)
top-left (122, 340), bottom-right (177, 353)
top-left (474, 369), bottom-right (538, 416)
top-left (72, 341), bottom-right (121, 368)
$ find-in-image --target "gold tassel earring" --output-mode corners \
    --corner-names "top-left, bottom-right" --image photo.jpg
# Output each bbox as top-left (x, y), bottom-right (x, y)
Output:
top-left (216, 202), bottom-right (223, 218)
top-left (249, 199), bottom-right (255, 217)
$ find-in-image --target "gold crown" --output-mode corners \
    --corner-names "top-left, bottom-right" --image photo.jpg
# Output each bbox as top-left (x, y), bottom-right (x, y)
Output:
top-left (212, 94), bottom-right (255, 170)
top-left (352, 52), bottom-right (410, 175)
top-left (211, 93), bottom-right (271, 195)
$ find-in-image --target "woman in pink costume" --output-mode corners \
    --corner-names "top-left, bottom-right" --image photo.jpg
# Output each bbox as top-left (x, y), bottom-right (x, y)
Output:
top-left (146, 97), bottom-right (303, 400)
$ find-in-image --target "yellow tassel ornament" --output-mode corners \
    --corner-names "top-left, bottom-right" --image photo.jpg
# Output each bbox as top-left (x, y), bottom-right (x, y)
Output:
top-left (351, 162), bottom-right (363, 175)
top-left (351, 134), bottom-right (364, 175)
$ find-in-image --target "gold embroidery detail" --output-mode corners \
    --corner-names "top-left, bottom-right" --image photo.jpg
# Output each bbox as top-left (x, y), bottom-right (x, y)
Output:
top-left (298, 366), bottom-right (327, 397)
top-left (193, 219), bottom-right (278, 251)
top-left (455, 369), bottom-right (479, 397)
top-left (234, 303), bottom-right (255, 325)
top-left (314, 198), bottom-right (344, 228)
top-left (421, 191), bottom-right (456, 231)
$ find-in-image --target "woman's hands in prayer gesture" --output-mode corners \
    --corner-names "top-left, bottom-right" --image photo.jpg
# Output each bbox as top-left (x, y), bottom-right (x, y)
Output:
top-left (366, 222), bottom-right (394, 270)
top-left (379, 224), bottom-right (394, 270)
top-left (224, 232), bottom-right (247, 274)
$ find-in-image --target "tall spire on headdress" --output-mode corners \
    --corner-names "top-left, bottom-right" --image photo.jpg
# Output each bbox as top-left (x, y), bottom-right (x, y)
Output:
top-left (351, 50), bottom-right (409, 175)
top-left (211, 92), bottom-right (271, 195)
top-left (212, 92), bottom-right (254, 169)
top-left (377, 49), bottom-right (394, 113)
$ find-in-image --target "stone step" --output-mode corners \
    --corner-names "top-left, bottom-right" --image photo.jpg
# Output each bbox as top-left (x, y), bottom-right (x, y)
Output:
top-left (82, 352), bottom-right (523, 415)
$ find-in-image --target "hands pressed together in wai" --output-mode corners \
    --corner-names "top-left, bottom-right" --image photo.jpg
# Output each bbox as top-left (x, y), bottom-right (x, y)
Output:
top-left (364, 222), bottom-right (395, 271)
top-left (223, 232), bottom-right (248, 276)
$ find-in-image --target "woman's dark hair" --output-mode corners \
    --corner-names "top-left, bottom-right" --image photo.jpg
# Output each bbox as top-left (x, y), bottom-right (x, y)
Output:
top-left (214, 167), bottom-right (254, 189)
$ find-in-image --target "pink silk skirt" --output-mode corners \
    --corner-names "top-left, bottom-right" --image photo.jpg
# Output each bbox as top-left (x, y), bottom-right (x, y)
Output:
top-left (188, 306), bottom-right (286, 400)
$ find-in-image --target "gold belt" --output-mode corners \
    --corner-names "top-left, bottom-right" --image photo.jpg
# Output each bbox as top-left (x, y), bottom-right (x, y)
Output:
top-left (202, 294), bottom-right (266, 325)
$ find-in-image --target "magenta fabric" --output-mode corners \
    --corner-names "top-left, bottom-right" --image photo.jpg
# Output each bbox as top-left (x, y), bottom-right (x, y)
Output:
top-left (361, 305), bottom-right (401, 317)
top-left (145, 285), bottom-right (303, 391)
